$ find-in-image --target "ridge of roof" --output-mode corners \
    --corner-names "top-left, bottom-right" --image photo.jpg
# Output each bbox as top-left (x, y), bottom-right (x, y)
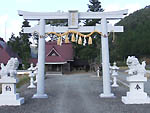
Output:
top-left (45, 41), bottom-right (73, 63)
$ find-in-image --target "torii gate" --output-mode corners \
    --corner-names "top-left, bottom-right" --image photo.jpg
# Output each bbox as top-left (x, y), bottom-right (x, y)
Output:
top-left (18, 10), bottom-right (128, 98)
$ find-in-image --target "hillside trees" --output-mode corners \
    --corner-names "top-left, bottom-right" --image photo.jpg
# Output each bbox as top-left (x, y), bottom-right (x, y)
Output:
top-left (111, 6), bottom-right (150, 62)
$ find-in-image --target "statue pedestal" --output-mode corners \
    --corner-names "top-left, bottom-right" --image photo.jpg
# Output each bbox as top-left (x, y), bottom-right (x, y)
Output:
top-left (112, 76), bottom-right (119, 87)
top-left (122, 75), bottom-right (150, 104)
top-left (28, 72), bottom-right (36, 88)
top-left (0, 77), bottom-right (24, 106)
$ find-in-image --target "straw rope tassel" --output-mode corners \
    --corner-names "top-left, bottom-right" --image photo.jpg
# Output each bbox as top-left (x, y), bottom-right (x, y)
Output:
top-left (83, 36), bottom-right (86, 46)
top-left (88, 36), bottom-right (92, 45)
top-left (57, 37), bottom-right (61, 45)
top-left (65, 34), bottom-right (70, 43)
top-left (71, 34), bottom-right (75, 42)
top-left (76, 33), bottom-right (78, 42)
top-left (78, 36), bottom-right (82, 45)
top-left (60, 37), bottom-right (63, 46)
top-left (112, 30), bottom-right (115, 43)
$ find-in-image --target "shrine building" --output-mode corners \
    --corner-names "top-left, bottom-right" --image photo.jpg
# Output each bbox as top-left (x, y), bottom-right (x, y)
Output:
top-left (30, 41), bottom-right (74, 75)
top-left (45, 41), bottom-right (73, 75)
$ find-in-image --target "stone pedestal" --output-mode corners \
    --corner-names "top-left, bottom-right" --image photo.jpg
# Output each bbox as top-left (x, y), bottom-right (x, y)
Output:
top-left (28, 72), bottom-right (36, 88)
top-left (112, 76), bottom-right (119, 87)
top-left (122, 75), bottom-right (150, 104)
top-left (100, 93), bottom-right (115, 98)
top-left (32, 93), bottom-right (48, 98)
top-left (0, 77), bottom-right (24, 106)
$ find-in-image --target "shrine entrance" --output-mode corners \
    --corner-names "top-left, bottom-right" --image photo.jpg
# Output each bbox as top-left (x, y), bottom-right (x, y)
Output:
top-left (46, 64), bottom-right (62, 72)
top-left (18, 9), bottom-right (128, 98)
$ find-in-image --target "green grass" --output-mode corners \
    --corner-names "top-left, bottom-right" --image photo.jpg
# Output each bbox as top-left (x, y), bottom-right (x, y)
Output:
top-left (16, 75), bottom-right (30, 88)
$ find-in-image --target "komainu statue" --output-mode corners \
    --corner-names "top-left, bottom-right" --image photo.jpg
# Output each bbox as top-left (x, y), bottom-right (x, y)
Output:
top-left (126, 56), bottom-right (146, 76)
top-left (0, 58), bottom-right (19, 78)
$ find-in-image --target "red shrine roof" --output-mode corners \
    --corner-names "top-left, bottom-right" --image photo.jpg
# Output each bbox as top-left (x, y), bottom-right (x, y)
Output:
top-left (0, 38), bottom-right (20, 64)
top-left (30, 41), bottom-right (73, 65)
top-left (45, 41), bottom-right (73, 64)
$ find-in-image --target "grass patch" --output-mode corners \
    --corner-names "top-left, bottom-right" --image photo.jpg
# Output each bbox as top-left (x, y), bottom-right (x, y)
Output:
top-left (119, 66), bottom-right (128, 70)
top-left (16, 74), bottom-right (30, 88)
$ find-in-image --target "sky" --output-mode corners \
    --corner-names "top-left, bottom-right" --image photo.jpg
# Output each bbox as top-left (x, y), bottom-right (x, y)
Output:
top-left (0, 0), bottom-right (149, 41)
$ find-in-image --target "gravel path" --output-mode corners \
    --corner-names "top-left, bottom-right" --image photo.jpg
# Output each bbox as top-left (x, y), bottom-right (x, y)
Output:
top-left (0, 73), bottom-right (150, 113)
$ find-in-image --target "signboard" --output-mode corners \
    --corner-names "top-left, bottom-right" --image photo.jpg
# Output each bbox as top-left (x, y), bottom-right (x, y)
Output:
top-left (68, 10), bottom-right (78, 29)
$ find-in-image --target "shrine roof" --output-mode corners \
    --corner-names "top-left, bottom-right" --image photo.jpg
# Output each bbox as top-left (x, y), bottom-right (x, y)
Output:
top-left (0, 38), bottom-right (20, 64)
top-left (45, 41), bottom-right (73, 64)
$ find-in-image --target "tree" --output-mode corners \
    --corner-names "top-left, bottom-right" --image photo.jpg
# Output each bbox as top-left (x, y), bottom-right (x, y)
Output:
top-left (45, 16), bottom-right (68, 42)
top-left (19, 20), bottom-right (31, 68)
top-left (8, 20), bottom-right (31, 69)
top-left (32, 31), bottom-right (39, 47)
top-left (110, 6), bottom-right (150, 63)
top-left (7, 33), bottom-right (21, 56)
top-left (86, 0), bottom-right (104, 26)
top-left (46, 19), bottom-right (67, 26)
top-left (74, 0), bottom-right (103, 65)
top-left (88, 0), bottom-right (104, 12)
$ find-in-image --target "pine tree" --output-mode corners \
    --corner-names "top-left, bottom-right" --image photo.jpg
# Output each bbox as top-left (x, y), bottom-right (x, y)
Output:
top-left (19, 20), bottom-right (31, 68)
top-left (88, 0), bottom-right (104, 12)
top-left (7, 33), bottom-right (21, 56)
top-left (86, 0), bottom-right (104, 26)
top-left (74, 0), bottom-right (103, 66)
top-left (87, 0), bottom-right (104, 63)
top-left (8, 20), bottom-right (31, 69)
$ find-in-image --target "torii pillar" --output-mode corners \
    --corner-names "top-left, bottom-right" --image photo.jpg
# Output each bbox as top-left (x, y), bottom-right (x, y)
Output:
top-left (32, 19), bottom-right (48, 98)
top-left (100, 18), bottom-right (114, 97)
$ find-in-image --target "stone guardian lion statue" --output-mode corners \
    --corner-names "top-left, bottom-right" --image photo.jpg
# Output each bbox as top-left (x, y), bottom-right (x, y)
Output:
top-left (126, 56), bottom-right (146, 76)
top-left (0, 58), bottom-right (19, 78)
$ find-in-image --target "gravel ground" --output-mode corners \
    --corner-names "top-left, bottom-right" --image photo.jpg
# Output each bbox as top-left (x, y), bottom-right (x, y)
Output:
top-left (0, 73), bottom-right (150, 113)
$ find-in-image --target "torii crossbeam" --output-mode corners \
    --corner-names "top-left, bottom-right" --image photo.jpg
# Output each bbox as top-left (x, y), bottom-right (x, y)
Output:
top-left (18, 9), bottom-right (128, 98)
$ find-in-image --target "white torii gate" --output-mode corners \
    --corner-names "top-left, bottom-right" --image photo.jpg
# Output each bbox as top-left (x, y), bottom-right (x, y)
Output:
top-left (18, 10), bottom-right (128, 98)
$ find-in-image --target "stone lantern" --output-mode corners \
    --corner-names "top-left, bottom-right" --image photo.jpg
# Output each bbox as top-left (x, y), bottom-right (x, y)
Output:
top-left (111, 62), bottom-right (119, 87)
top-left (27, 63), bottom-right (36, 88)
